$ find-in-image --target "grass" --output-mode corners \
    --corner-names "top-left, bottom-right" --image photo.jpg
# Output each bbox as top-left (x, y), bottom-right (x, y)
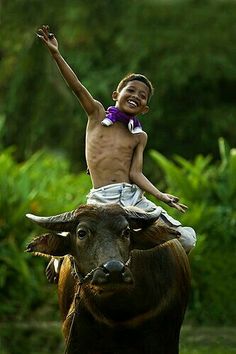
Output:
top-left (182, 350), bottom-right (236, 354)
top-left (180, 325), bottom-right (236, 354)
top-left (0, 322), bottom-right (236, 353)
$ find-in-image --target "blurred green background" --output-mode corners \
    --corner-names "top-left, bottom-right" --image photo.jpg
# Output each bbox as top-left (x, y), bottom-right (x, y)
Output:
top-left (1, 0), bottom-right (236, 353)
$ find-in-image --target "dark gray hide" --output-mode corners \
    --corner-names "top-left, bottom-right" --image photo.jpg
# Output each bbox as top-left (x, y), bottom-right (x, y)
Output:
top-left (26, 204), bottom-right (191, 354)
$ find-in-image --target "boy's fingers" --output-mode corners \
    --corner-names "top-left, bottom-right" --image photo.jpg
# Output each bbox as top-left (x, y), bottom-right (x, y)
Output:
top-left (174, 204), bottom-right (184, 213)
top-left (170, 201), bottom-right (188, 213)
top-left (37, 28), bottom-right (44, 35)
top-left (41, 25), bottom-right (50, 38)
top-left (178, 202), bottom-right (188, 210)
top-left (36, 30), bottom-right (47, 42)
top-left (37, 27), bottom-right (55, 42)
top-left (37, 28), bottom-right (47, 39)
top-left (172, 196), bottom-right (179, 203)
top-left (176, 205), bottom-right (186, 213)
top-left (167, 194), bottom-right (179, 203)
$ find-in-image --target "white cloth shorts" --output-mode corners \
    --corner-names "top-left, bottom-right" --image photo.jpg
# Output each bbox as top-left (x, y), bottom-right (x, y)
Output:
top-left (87, 183), bottom-right (196, 253)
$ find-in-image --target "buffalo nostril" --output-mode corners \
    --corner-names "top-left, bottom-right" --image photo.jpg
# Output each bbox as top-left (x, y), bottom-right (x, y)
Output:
top-left (102, 260), bottom-right (134, 284)
top-left (103, 260), bottom-right (125, 274)
top-left (122, 273), bottom-right (133, 284)
top-left (91, 268), bottom-right (108, 285)
top-left (96, 276), bottom-right (108, 285)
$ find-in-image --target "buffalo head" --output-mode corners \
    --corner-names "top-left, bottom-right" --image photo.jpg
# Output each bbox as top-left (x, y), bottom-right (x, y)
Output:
top-left (26, 204), bottom-right (173, 294)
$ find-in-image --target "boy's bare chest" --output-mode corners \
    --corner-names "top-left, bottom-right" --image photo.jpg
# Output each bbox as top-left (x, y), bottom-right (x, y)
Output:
top-left (87, 122), bottom-right (139, 153)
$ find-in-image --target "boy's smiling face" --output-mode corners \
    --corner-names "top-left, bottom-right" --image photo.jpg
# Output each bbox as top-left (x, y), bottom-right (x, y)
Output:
top-left (112, 80), bottom-right (150, 116)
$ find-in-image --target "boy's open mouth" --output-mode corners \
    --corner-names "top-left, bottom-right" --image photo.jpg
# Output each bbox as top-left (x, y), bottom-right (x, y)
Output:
top-left (127, 99), bottom-right (138, 107)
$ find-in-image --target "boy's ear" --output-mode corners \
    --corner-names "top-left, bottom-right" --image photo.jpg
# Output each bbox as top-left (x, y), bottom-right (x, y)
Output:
top-left (141, 105), bottom-right (149, 115)
top-left (112, 90), bottom-right (119, 101)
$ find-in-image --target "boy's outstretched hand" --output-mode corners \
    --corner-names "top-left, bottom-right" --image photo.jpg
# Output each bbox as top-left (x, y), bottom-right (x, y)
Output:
top-left (36, 25), bottom-right (59, 55)
top-left (160, 193), bottom-right (188, 213)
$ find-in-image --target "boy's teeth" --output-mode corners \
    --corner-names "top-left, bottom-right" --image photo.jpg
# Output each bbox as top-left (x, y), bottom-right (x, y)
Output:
top-left (128, 100), bottom-right (137, 107)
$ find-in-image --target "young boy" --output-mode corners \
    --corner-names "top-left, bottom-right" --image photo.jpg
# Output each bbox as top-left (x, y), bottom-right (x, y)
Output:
top-left (37, 25), bottom-right (196, 261)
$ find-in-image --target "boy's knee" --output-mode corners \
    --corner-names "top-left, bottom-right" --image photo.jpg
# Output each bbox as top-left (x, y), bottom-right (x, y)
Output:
top-left (176, 226), bottom-right (197, 253)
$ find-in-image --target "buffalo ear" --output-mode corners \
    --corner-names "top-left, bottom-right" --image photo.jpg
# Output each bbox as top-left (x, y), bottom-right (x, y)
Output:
top-left (25, 232), bottom-right (71, 257)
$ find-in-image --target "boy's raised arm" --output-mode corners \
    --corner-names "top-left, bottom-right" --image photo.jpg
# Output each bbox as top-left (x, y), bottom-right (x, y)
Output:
top-left (37, 25), bottom-right (101, 117)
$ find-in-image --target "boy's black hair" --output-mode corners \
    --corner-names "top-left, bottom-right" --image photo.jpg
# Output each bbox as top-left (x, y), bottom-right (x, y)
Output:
top-left (116, 73), bottom-right (154, 100)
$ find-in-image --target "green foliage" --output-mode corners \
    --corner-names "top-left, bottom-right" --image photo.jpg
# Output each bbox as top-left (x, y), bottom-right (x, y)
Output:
top-left (1, 322), bottom-right (63, 354)
top-left (1, 139), bottom-right (235, 327)
top-left (0, 148), bottom-right (91, 320)
top-left (1, 0), bottom-right (236, 349)
top-left (1, 1), bottom-right (236, 164)
top-left (0, 141), bottom-right (236, 354)
top-left (1, 323), bottom-right (235, 354)
top-left (150, 138), bottom-right (236, 324)
top-left (181, 349), bottom-right (236, 354)
top-left (1, 141), bottom-right (236, 325)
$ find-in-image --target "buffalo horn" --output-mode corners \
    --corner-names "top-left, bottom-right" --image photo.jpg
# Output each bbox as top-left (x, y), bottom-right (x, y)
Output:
top-left (26, 209), bottom-right (78, 231)
top-left (124, 206), bottom-right (162, 227)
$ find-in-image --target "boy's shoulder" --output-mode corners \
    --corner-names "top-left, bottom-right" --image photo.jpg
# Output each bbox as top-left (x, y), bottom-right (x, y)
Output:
top-left (131, 130), bottom-right (148, 149)
top-left (138, 130), bottom-right (148, 143)
top-left (86, 100), bottom-right (105, 119)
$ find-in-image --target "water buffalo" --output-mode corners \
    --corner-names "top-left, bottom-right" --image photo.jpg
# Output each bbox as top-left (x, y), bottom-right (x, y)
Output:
top-left (26, 204), bottom-right (191, 354)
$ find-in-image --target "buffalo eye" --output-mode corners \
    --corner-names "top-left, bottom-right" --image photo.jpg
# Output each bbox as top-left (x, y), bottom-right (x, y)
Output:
top-left (122, 227), bottom-right (131, 239)
top-left (77, 228), bottom-right (88, 239)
